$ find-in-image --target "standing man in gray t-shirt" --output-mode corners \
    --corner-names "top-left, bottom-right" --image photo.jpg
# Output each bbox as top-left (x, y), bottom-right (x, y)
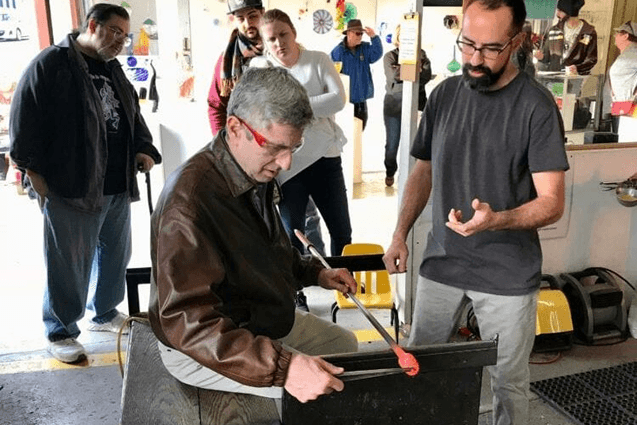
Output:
top-left (383, 1), bottom-right (569, 424)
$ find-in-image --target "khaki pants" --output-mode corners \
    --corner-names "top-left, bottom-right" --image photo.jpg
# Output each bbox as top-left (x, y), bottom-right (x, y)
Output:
top-left (409, 276), bottom-right (538, 425)
top-left (158, 309), bottom-right (358, 399)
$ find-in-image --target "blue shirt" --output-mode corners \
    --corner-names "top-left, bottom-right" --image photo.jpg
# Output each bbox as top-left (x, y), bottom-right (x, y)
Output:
top-left (330, 36), bottom-right (383, 103)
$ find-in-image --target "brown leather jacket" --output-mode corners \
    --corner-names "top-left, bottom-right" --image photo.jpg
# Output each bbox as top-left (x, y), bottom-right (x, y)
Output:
top-left (539, 18), bottom-right (598, 75)
top-left (148, 130), bottom-right (324, 387)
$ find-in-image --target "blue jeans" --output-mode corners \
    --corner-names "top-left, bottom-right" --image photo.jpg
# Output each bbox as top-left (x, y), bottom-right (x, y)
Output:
top-left (42, 193), bottom-right (132, 341)
top-left (279, 157), bottom-right (352, 256)
top-left (383, 113), bottom-right (401, 178)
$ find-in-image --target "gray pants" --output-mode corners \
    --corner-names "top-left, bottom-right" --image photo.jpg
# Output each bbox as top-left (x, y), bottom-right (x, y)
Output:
top-left (158, 309), bottom-right (358, 399)
top-left (409, 276), bottom-right (538, 425)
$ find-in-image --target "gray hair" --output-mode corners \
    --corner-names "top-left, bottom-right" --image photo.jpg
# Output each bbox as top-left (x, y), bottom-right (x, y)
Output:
top-left (227, 67), bottom-right (313, 131)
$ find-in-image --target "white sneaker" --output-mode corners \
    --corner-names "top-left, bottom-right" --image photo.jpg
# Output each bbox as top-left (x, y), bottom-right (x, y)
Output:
top-left (47, 338), bottom-right (87, 363)
top-left (87, 312), bottom-right (129, 334)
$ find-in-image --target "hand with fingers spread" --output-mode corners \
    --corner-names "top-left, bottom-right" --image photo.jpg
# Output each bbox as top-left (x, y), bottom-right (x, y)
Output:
top-left (446, 198), bottom-right (497, 237)
top-left (318, 268), bottom-right (357, 295)
top-left (284, 353), bottom-right (345, 403)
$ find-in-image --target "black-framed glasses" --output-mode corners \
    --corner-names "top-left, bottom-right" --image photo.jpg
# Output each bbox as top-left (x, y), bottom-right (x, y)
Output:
top-left (236, 117), bottom-right (304, 156)
top-left (106, 25), bottom-right (132, 45)
top-left (456, 32), bottom-right (519, 60)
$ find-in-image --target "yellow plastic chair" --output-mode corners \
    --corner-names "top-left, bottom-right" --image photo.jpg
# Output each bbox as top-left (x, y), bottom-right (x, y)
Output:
top-left (330, 243), bottom-right (399, 342)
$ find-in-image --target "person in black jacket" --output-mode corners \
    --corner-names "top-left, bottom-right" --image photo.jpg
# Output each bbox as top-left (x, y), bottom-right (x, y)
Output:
top-left (10, 3), bottom-right (161, 363)
top-left (382, 24), bottom-right (432, 187)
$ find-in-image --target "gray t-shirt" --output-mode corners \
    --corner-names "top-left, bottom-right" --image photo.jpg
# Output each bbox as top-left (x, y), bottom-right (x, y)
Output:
top-left (411, 72), bottom-right (569, 295)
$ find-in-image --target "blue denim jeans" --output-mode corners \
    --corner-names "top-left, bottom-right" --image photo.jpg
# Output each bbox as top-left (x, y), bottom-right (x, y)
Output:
top-left (383, 113), bottom-right (401, 178)
top-left (279, 157), bottom-right (352, 256)
top-left (42, 193), bottom-right (131, 341)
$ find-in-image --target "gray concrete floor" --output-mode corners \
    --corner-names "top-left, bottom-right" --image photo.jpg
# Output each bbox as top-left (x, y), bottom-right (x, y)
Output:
top-left (1, 167), bottom-right (636, 425)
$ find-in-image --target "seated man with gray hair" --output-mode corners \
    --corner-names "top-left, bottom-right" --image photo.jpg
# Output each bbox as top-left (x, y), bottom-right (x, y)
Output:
top-left (149, 67), bottom-right (358, 405)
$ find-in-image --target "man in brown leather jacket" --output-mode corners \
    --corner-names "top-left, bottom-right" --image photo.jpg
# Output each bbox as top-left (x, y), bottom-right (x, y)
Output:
top-left (149, 67), bottom-right (358, 406)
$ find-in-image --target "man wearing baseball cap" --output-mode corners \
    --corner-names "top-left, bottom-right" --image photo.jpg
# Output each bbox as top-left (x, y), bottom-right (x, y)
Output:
top-left (207, 0), bottom-right (264, 135)
top-left (535, 0), bottom-right (597, 75)
top-left (330, 19), bottom-right (383, 130)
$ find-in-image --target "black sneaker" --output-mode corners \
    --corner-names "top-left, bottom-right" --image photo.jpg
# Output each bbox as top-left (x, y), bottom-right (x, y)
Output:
top-left (295, 290), bottom-right (310, 312)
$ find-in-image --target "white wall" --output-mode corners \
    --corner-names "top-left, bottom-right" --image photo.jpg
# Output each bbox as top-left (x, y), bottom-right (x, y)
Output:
top-left (541, 146), bottom-right (637, 283)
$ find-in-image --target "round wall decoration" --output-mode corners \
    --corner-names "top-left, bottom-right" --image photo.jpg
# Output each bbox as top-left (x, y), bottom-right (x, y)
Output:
top-left (313, 9), bottom-right (334, 34)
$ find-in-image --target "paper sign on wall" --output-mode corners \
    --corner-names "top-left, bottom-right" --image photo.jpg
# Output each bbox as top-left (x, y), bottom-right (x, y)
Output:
top-left (398, 13), bottom-right (419, 65)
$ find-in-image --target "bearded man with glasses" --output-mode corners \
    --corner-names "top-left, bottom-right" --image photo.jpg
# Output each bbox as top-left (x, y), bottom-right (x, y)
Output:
top-left (149, 67), bottom-right (359, 409)
top-left (10, 3), bottom-right (161, 364)
top-left (384, 1), bottom-right (568, 424)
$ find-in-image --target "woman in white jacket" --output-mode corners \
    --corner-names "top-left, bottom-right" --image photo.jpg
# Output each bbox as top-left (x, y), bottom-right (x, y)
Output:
top-left (251, 9), bottom-right (352, 256)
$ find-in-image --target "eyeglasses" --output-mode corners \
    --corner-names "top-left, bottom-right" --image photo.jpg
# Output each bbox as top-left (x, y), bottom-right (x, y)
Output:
top-left (106, 25), bottom-right (132, 45)
top-left (352, 31), bottom-right (363, 36)
top-left (236, 117), bottom-right (304, 156)
top-left (456, 32), bottom-right (519, 60)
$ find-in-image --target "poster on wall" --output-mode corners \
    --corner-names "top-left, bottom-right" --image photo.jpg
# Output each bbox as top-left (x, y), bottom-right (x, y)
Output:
top-left (398, 13), bottom-right (419, 66)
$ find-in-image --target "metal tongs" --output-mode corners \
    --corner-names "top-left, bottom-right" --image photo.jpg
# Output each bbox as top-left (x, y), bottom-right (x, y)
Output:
top-left (338, 367), bottom-right (416, 382)
top-left (600, 180), bottom-right (637, 191)
top-left (600, 181), bottom-right (622, 191)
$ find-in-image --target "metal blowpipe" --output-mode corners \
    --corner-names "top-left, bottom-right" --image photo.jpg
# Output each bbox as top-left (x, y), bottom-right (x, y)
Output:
top-left (294, 229), bottom-right (419, 376)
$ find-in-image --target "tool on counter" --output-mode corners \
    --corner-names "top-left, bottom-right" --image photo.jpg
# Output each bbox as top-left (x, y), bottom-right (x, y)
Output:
top-left (294, 229), bottom-right (420, 377)
top-left (600, 180), bottom-right (637, 207)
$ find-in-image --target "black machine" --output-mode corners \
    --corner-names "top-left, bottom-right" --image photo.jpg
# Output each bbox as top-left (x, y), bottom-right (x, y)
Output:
top-left (283, 340), bottom-right (498, 425)
top-left (560, 268), bottom-right (629, 345)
